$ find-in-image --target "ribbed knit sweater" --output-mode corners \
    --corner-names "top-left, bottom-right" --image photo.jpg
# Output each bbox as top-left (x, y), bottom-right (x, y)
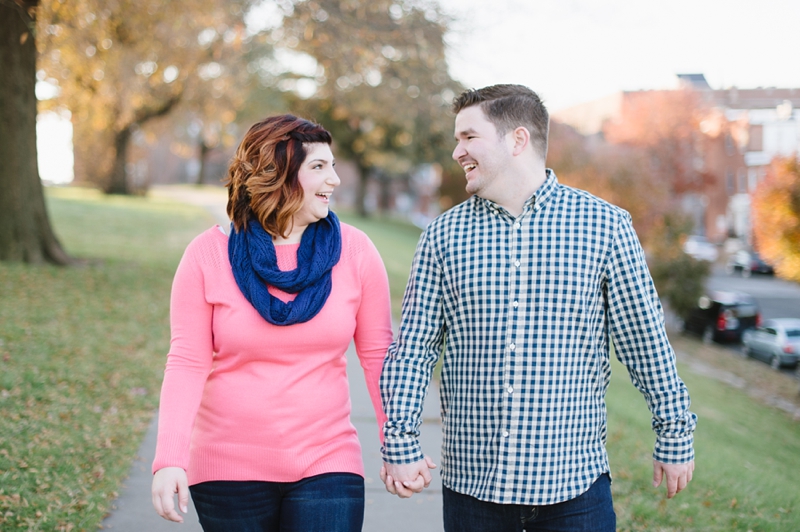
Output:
top-left (152, 223), bottom-right (392, 485)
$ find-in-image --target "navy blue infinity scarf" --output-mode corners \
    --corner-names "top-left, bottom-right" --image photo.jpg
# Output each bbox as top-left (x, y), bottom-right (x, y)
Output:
top-left (228, 212), bottom-right (341, 326)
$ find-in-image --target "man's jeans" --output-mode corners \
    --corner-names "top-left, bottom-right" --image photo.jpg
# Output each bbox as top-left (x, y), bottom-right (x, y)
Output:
top-left (189, 472), bottom-right (364, 532)
top-left (443, 473), bottom-right (616, 532)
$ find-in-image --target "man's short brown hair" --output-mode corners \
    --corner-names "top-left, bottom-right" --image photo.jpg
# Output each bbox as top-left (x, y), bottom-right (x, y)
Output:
top-left (453, 84), bottom-right (549, 159)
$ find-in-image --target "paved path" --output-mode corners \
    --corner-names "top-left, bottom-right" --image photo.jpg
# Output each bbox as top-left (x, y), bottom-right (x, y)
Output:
top-left (101, 186), bottom-right (444, 531)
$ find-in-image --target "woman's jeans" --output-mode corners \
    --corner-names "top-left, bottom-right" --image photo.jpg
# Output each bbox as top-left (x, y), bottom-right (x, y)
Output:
top-left (443, 473), bottom-right (616, 532)
top-left (189, 472), bottom-right (364, 532)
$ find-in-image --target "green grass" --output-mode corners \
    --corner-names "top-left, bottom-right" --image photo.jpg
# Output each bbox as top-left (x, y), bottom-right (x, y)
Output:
top-left (0, 186), bottom-right (214, 531)
top-left (607, 338), bottom-right (800, 531)
top-left (337, 212), bottom-right (422, 318)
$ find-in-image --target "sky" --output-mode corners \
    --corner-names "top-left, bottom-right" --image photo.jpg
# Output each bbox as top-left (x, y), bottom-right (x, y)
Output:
top-left (39, 0), bottom-right (800, 184)
top-left (439, 0), bottom-right (800, 111)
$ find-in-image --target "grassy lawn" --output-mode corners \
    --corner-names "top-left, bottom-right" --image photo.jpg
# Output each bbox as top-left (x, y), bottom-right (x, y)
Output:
top-left (337, 212), bottom-right (422, 318)
top-left (0, 187), bottom-right (214, 531)
top-left (607, 337), bottom-right (800, 531)
top-left (2, 187), bottom-right (799, 531)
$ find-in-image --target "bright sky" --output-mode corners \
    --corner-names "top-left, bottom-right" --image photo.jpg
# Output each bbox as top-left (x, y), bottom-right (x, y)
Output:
top-left (440, 0), bottom-right (800, 112)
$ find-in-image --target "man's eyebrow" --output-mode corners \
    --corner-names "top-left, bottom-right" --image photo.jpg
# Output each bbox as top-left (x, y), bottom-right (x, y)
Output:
top-left (455, 127), bottom-right (477, 139)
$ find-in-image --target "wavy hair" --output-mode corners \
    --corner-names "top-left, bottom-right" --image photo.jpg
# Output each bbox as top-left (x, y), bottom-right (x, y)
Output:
top-left (225, 114), bottom-right (332, 237)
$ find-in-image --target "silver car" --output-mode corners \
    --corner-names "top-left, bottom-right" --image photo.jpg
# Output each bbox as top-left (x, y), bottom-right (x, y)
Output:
top-left (742, 318), bottom-right (800, 369)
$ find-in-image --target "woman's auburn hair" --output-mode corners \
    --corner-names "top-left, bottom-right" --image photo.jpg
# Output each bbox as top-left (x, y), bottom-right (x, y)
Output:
top-left (225, 114), bottom-right (332, 237)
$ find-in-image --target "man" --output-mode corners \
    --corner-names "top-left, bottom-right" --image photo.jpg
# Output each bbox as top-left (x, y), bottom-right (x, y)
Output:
top-left (379, 84), bottom-right (697, 531)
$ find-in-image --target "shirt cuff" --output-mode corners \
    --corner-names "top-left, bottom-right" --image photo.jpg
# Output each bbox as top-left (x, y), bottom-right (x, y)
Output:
top-left (381, 436), bottom-right (424, 464)
top-left (653, 434), bottom-right (695, 464)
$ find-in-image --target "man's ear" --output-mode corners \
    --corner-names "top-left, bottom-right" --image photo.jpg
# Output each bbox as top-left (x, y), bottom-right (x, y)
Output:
top-left (510, 126), bottom-right (530, 156)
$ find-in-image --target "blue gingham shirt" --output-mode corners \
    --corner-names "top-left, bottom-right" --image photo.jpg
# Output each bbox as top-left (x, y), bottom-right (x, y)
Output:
top-left (381, 170), bottom-right (697, 505)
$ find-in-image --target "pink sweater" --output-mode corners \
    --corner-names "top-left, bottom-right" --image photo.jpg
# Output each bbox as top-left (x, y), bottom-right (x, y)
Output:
top-left (152, 223), bottom-right (392, 485)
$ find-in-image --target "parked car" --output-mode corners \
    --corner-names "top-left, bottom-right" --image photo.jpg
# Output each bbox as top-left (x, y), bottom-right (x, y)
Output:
top-left (683, 235), bottom-right (719, 262)
top-left (681, 290), bottom-right (761, 344)
top-left (742, 318), bottom-right (800, 369)
top-left (725, 250), bottom-right (775, 277)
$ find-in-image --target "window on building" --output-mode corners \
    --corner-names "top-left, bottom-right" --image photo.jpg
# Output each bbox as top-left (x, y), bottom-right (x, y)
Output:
top-left (748, 168), bottom-right (758, 191)
top-left (726, 169), bottom-right (734, 194)
top-left (748, 125), bottom-right (763, 151)
top-left (725, 134), bottom-right (735, 155)
top-left (738, 169), bottom-right (746, 193)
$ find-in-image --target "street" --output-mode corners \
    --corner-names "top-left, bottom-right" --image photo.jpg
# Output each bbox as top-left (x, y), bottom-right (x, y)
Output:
top-left (704, 265), bottom-right (800, 376)
top-left (707, 265), bottom-right (800, 320)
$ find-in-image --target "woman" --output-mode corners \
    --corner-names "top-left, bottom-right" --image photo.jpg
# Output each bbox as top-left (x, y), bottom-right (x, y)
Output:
top-left (151, 115), bottom-right (392, 531)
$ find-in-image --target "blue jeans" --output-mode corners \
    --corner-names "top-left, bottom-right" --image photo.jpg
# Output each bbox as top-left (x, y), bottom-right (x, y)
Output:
top-left (189, 472), bottom-right (364, 532)
top-left (443, 474), bottom-right (615, 532)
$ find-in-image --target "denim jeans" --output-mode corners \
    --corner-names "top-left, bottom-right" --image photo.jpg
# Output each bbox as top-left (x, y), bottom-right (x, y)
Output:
top-left (443, 473), bottom-right (615, 532)
top-left (189, 472), bottom-right (365, 532)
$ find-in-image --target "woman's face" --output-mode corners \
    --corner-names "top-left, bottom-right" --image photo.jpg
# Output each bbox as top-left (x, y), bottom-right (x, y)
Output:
top-left (294, 143), bottom-right (340, 228)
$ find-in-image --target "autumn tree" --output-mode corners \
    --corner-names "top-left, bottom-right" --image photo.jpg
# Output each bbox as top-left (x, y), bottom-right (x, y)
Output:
top-left (280, 0), bottom-right (462, 215)
top-left (37, 0), bottom-right (262, 193)
top-left (751, 156), bottom-right (800, 282)
top-left (603, 89), bottom-right (717, 197)
top-left (0, 0), bottom-right (70, 264)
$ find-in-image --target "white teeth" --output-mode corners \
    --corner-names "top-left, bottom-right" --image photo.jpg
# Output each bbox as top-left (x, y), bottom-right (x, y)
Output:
top-left (464, 163), bottom-right (477, 172)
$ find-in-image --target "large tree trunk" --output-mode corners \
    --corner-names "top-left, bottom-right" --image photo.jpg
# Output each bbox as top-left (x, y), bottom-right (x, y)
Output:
top-left (0, 1), bottom-right (70, 265)
top-left (105, 127), bottom-right (132, 194)
top-left (103, 94), bottom-right (182, 195)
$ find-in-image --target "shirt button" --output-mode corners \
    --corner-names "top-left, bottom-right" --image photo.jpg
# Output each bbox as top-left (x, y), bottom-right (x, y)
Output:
top-left (502, 431), bottom-right (510, 438)
top-left (509, 343), bottom-right (516, 351)
top-left (512, 301), bottom-right (519, 308)
top-left (514, 260), bottom-right (521, 267)
top-left (507, 386), bottom-right (513, 393)
top-left (514, 222), bottom-right (521, 229)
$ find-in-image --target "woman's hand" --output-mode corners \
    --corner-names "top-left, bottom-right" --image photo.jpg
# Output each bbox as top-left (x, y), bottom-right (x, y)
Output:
top-left (151, 466), bottom-right (190, 522)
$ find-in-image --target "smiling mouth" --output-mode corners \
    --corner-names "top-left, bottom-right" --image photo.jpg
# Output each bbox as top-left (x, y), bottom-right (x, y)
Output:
top-left (315, 192), bottom-right (332, 200)
top-left (463, 163), bottom-right (477, 174)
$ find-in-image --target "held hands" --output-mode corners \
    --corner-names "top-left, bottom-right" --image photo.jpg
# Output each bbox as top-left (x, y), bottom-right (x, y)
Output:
top-left (653, 459), bottom-right (695, 499)
top-left (152, 466), bottom-right (190, 522)
top-left (380, 456), bottom-right (437, 498)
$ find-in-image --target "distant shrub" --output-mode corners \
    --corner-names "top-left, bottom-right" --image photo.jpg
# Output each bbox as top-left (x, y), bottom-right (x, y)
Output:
top-left (647, 214), bottom-right (710, 319)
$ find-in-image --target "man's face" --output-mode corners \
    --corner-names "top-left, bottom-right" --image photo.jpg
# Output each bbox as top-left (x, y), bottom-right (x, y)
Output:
top-left (452, 106), bottom-right (513, 200)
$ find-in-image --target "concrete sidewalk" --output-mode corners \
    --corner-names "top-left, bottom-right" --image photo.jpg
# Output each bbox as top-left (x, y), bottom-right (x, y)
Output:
top-left (101, 185), bottom-right (444, 531)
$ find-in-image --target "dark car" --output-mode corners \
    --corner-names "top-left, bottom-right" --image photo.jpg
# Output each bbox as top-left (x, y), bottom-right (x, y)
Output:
top-left (742, 318), bottom-right (800, 369)
top-left (725, 250), bottom-right (774, 277)
top-left (681, 290), bottom-right (761, 344)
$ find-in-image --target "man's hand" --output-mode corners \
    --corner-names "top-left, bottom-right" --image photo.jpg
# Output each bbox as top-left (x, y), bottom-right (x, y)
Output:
top-left (152, 466), bottom-right (190, 522)
top-left (653, 459), bottom-right (694, 499)
top-left (380, 456), bottom-right (437, 498)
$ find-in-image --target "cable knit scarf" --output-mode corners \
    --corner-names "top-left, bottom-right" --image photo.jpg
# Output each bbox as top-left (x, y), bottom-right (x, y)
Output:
top-left (228, 212), bottom-right (341, 326)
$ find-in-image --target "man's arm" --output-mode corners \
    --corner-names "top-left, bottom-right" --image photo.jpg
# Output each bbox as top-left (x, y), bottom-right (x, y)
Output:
top-left (606, 213), bottom-right (698, 496)
top-left (380, 229), bottom-right (446, 497)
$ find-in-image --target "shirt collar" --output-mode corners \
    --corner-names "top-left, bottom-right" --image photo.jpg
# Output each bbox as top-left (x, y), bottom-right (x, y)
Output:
top-left (471, 168), bottom-right (560, 217)
top-left (532, 169), bottom-right (559, 212)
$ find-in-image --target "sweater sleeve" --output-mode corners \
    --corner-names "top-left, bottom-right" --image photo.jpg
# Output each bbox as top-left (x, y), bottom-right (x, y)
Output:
top-left (352, 232), bottom-right (393, 444)
top-left (152, 237), bottom-right (215, 473)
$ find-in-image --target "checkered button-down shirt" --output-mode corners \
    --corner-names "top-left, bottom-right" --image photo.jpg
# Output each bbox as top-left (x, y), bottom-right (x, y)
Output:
top-left (381, 170), bottom-right (697, 505)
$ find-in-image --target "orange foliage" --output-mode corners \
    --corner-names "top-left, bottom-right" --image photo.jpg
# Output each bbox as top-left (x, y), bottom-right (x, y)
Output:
top-left (548, 121), bottom-right (670, 242)
top-left (603, 90), bottom-right (716, 195)
top-left (751, 156), bottom-right (800, 282)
